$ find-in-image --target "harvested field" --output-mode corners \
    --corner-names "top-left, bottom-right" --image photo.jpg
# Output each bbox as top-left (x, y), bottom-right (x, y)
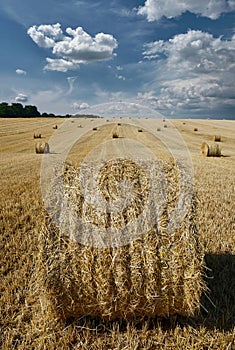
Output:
top-left (0, 117), bottom-right (234, 349)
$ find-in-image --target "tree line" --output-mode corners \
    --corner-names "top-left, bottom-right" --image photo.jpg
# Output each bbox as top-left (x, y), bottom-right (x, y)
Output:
top-left (0, 102), bottom-right (71, 118)
top-left (0, 102), bottom-right (102, 118)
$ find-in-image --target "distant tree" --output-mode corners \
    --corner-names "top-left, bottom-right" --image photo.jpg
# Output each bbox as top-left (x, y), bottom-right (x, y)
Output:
top-left (0, 102), bottom-right (10, 116)
top-left (23, 105), bottom-right (40, 117)
top-left (0, 102), bottom-right (41, 117)
top-left (10, 103), bottom-right (24, 117)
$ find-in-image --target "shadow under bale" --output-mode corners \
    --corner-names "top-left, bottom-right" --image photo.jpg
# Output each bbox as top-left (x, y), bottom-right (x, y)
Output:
top-left (199, 253), bottom-right (235, 331)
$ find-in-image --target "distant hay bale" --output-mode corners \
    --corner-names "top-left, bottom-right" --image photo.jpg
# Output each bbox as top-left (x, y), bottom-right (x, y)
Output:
top-left (52, 125), bottom-right (58, 129)
top-left (194, 128), bottom-right (198, 132)
top-left (213, 135), bottom-right (221, 142)
top-left (33, 133), bottom-right (41, 139)
top-left (37, 160), bottom-right (205, 321)
top-left (35, 142), bottom-right (50, 154)
top-left (138, 129), bottom-right (143, 132)
top-left (117, 123), bottom-right (121, 126)
top-left (157, 128), bottom-right (161, 131)
top-left (112, 132), bottom-right (119, 138)
top-left (92, 127), bottom-right (98, 131)
top-left (183, 122), bottom-right (186, 125)
top-left (201, 142), bottom-right (221, 157)
top-left (164, 124), bottom-right (167, 128)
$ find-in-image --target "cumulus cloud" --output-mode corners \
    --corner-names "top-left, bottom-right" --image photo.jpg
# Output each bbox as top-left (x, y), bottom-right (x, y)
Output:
top-left (27, 23), bottom-right (118, 72)
top-left (15, 93), bottom-right (28, 102)
top-left (141, 30), bottom-right (235, 114)
top-left (27, 23), bottom-right (63, 48)
top-left (138, 0), bottom-right (235, 21)
top-left (44, 58), bottom-right (80, 72)
top-left (72, 101), bottom-right (89, 110)
top-left (16, 69), bottom-right (26, 75)
top-left (144, 30), bottom-right (235, 75)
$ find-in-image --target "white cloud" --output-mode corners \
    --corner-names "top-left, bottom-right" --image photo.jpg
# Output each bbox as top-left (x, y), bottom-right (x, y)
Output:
top-left (27, 23), bottom-right (63, 48)
top-left (116, 74), bottom-right (126, 80)
top-left (15, 93), bottom-right (28, 102)
top-left (144, 30), bottom-right (235, 75)
top-left (138, 0), bottom-right (235, 21)
top-left (67, 76), bottom-right (77, 95)
top-left (27, 23), bottom-right (118, 72)
top-left (72, 101), bottom-right (89, 110)
top-left (16, 69), bottom-right (27, 75)
top-left (44, 58), bottom-right (80, 72)
top-left (141, 30), bottom-right (235, 114)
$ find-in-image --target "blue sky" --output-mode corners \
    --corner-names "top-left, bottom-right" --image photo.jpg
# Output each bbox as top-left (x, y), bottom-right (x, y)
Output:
top-left (0, 0), bottom-right (234, 118)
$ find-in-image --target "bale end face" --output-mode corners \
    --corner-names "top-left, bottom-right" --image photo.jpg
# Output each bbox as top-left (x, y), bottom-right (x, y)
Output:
top-left (201, 142), bottom-right (209, 157)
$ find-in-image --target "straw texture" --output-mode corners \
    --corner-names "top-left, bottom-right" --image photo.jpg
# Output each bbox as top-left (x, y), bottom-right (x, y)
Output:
top-left (37, 159), bottom-right (205, 321)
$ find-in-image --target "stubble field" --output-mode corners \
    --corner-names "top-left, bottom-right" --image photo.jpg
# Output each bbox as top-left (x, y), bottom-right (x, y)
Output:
top-left (0, 117), bottom-right (234, 349)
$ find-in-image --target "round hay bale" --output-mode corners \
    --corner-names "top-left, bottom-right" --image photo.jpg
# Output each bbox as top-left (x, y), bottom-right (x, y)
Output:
top-left (194, 128), bottom-right (198, 132)
top-left (93, 127), bottom-right (98, 131)
top-left (157, 128), bottom-right (161, 131)
top-left (53, 125), bottom-right (58, 129)
top-left (163, 124), bottom-right (167, 128)
top-left (112, 132), bottom-right (119, 138)
top-left (117, 123), bottom-right (121, 126)
top-left (138, 129), bottom-right (143, 132)
top-left (201, 142), bottom-right (221, 157)
top-left (213, 135), bottom-right (221, 142)
top-left (35, 142), bottom-right (50, 154)
top-left (33, 133), bottom-right (41, 139)
top-left (38, 159), bottom-right (205, 321)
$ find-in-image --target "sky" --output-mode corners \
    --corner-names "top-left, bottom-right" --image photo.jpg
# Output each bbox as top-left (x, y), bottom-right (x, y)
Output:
top-left (0, 0), bottom-right (234, 118)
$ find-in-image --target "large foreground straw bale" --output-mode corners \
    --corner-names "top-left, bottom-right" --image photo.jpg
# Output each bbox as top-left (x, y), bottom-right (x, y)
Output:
top-left (38, 159), bottom-right (205, 321)
top-left (201, 142), bottom-right (221, 157)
